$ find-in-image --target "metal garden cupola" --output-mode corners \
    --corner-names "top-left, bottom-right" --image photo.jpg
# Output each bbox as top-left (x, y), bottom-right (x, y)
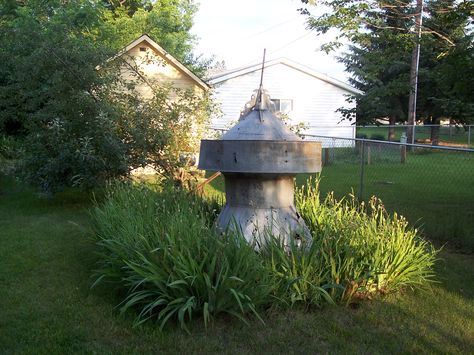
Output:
top-left (198, 59), bottom-right (322, 248)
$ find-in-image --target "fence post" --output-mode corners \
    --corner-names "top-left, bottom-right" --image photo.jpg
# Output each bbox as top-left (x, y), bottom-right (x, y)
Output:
top-left (324, 148), bottom-right (330, 166)
top-left (469, 125), bottom-right (472, 146)
top-left (400, 144), bottom-right (407, 164)
top-left (359, 140), bottom-right (366, 200)
top-left (400, 132), bottom-right (407, 163)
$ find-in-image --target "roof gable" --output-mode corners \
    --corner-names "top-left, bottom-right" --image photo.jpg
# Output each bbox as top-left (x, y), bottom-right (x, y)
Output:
top-left (115, 34), bottom-right (209, 91)
top-left (208, 58), bottom-right (361, 95)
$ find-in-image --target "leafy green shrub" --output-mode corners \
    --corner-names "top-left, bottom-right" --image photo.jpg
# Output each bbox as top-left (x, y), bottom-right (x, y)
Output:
top-left (92, 183), bottom-right (270, 332)
top-left (92, 180), bottom-right (438, 330)
top-left (370, 133), bottom-right (386, 141)
top-left (295, 178), bottom-right (437, 304)
top-left (356, 133), bottom-right (367, 139)
top-left (0, 135), bottom-right (23, 175)
top-left (2, 1), bottom-right (213, 194)
top-left (0, 135), bottom-right (22, 160)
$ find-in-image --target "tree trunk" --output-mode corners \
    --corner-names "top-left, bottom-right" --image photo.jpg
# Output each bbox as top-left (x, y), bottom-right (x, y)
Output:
top-left (388, 116), bottom-right (397, 141)
top-left (431, 117), bottom-right (440, 146)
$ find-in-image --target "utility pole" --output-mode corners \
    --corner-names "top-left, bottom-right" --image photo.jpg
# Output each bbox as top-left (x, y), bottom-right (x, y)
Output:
top-left (407, 0), bottom-right (423, 145)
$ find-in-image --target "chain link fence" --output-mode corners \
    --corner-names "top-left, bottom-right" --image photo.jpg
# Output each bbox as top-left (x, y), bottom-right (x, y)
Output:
top-left (299, 124), bottom-right (474, 147)
top-left (302, 134), bottom-right (474, 250)
top-left (353, 124), bottom-right (474, 147)
top-left (206, 127), bottom-right (474, 249)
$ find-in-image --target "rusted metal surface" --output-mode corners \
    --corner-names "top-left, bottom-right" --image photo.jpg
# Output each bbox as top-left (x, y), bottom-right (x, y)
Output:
top-left (198, 87), bottom-right (322, 248)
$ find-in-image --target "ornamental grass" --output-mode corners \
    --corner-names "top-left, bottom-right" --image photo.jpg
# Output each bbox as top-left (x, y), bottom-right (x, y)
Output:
top-left (91, 179), bottom-right (437, 331)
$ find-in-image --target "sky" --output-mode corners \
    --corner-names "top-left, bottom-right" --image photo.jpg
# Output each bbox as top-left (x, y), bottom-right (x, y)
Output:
top-left (191, 0), bottom-right (349, 82)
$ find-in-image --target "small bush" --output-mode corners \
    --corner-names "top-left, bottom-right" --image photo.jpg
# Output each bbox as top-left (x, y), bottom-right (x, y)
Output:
top-left (92, 183), bottom-right (269, 332)
top-left (0, 135), bottom-right (22, 160)
top-left (295, 179), bottom-right (437, 304)
top-left (370, 133), bottom-right (386, 141)
top-left (91, 180), bottom-right (438, 330)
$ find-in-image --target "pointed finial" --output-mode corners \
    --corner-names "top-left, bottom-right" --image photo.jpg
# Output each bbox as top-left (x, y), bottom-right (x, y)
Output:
top-left (256, 49), bottom-right (267, 117)
top-left (259, 48), bottom-right (266, 90)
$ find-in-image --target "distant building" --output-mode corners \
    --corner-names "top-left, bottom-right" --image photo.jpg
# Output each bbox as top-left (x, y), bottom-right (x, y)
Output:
top-left (208, 58), bottom-right (361, 141)
top-left (114, 34), bottom-right (209, 98)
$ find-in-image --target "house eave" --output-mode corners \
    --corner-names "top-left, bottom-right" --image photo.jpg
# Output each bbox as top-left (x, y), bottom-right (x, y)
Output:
top-left (208, 58), bottom-right (361, 95)
top-left (109, 34), bottom-right (210, 91)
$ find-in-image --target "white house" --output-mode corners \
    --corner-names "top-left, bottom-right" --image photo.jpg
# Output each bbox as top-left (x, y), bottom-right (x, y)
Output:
top-left (208, 58), bottom-right (361, 142)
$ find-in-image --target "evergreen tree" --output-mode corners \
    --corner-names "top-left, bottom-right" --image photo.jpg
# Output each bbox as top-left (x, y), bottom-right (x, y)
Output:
top-left (337, 0), bottom-right (413, 140)
top-left (302, 0), bottom-right (474, 143)
top-left (417, 0), bottom-right (474, 143)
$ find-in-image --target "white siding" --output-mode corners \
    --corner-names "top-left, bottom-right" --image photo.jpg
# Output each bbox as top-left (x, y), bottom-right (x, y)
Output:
top-left (210, 62), bottom-right (355, 140)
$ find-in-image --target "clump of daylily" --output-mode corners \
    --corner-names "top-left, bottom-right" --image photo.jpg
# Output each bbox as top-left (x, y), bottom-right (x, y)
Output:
top-left (91, 178), bottom-right (438, 332)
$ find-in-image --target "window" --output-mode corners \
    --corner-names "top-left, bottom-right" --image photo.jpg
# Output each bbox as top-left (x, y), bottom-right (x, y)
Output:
top-left (271, 99), bottom-right (293, 114)
top-left (139, 47), bottom-right (147, 52)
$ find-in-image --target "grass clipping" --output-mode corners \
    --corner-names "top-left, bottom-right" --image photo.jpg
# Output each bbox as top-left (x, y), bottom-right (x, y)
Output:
top-left (91, 180), bottom-right (437, 331)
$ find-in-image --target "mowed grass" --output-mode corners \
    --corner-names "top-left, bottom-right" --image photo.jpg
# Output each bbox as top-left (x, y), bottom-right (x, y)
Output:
top-left (318, 150), bottom-right (474, 249)
top-left (1, 175), bottom-right (474, 353)
top-left (357, 126), bottom-right (474, 147)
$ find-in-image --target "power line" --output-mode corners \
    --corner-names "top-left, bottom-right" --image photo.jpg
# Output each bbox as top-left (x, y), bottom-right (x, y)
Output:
top-left (242, 16), bottom-right (300, 40)
top-left (269, 32), bottom-right (313, 54)
top-left (235, 31), bottom-right (315, 69)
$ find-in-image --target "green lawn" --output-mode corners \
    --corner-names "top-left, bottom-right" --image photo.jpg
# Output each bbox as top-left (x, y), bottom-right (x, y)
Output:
top-left (319, 149), bottom-right (474, 250)
top-left (357, 126), bottom-right (473, 147)
top-left (1, 175), bottom-right (474, 353)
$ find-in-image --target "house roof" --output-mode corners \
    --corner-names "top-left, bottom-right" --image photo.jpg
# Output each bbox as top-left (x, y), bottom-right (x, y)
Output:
top-left (114, 34), bottom-right (210, 91)
top-left (208, 58), bottom-right (361, 95)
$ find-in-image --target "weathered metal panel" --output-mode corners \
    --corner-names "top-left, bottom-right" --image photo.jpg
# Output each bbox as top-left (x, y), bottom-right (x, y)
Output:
top-left (216, 204), bottom-right (310, 248)
top-left (198, 140), bottom-right (321, 173)
top-left (198, 87), bottom-right (322, 248)
top-left (224, 174), bottom-right (294, 208)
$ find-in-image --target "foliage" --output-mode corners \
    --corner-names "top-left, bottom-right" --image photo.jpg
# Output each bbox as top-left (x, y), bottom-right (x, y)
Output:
top-left (300, 0), bottom-right (474, 127)
top-left (0, 0), bottom-right (212, 193)
top-left (91, 183), bottom-right (269, 332)
top-left (99, 0), bottom-right (211, 76)
top-left (0, 0), bottom-right (127, 192)
top-left (417, 0), bottom-right (474, 127)
top-left (0, 134), bottom-right (21, 174)
top-left (335, 0), bottom-right (413, 126)
top-left (295, 179), bottom-right (438, 302)
top-left (0, 134), bottom-right (22, 160)
top-left (91, 179), bottom-right (438, 330)
top-left (110, 82), bottom-right (213, 185)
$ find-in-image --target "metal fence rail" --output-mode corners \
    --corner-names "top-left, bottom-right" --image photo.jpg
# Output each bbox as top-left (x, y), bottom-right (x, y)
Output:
top-left (302, 134), bottom-right (474, 249)
top-left (210, 124), bottom-right (474, 146)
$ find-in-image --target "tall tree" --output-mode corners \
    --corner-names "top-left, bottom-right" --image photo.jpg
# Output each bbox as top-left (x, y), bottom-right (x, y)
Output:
top-left (417, 0), bottom-right (474, 144)
top-left (0, 0), bottom-right (212, 192)
top-left (337, 0), bottom-right (413, 140)
top-left (301, 0), bottom-right (474, 143)
top-left (100, 0), bottom-right (209, 76)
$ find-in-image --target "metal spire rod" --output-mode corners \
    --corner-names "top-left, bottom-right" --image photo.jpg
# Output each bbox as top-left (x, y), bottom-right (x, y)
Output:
top-left (259, 48), bottom-right (266, 90)
top-left (257, 48), bottom-right (267, 121)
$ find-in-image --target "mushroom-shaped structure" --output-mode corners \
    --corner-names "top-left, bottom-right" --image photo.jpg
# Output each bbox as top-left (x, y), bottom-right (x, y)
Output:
top-left (199, 87), bottom-right (322, 248)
